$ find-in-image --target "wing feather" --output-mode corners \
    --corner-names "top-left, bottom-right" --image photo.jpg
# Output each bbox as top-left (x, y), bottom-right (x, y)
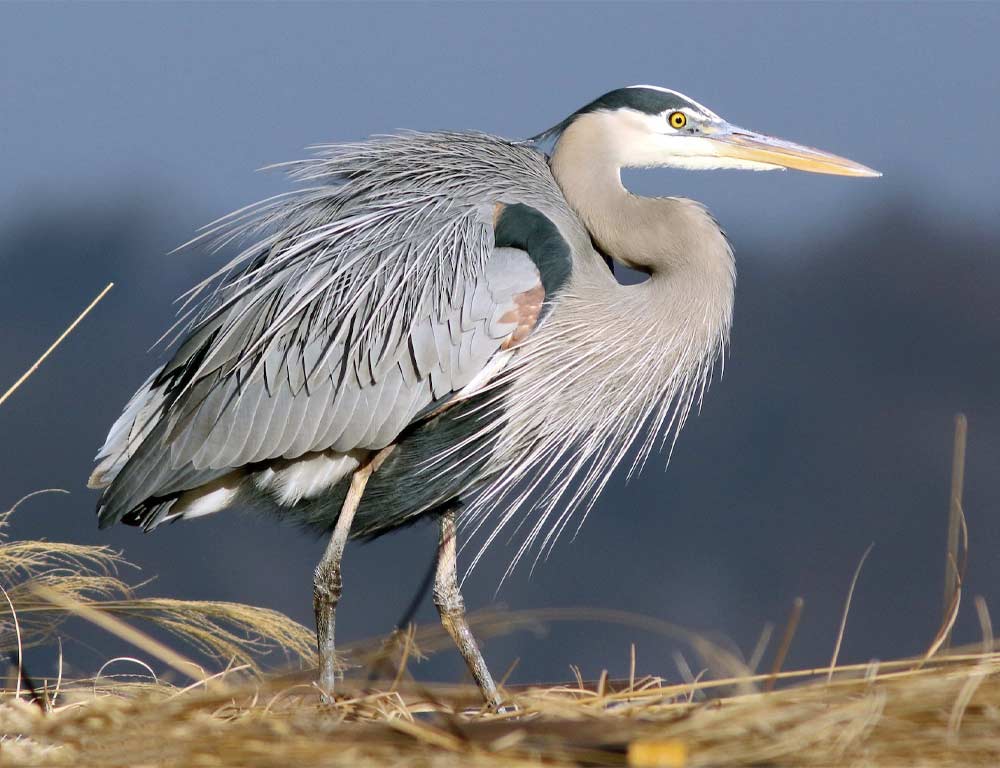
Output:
top-left (218, 375), bottom-right (267, 466)
top-left (169, 378), bottom-right (229, 468)
top-left (249, 374), bottom-right (295, 464)
top-left (333, 388), bottom-right (379, 451)
top-left (93, 132), bottom-right (566, 527)
top-left (286, 374), bottom-right (334, 457)
top-left (241, 372), bottom-right (282, 463)
top-left (365, 365), bottom-right (404, 447)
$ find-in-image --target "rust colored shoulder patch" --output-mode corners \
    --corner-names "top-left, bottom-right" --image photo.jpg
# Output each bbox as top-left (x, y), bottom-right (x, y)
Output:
top-left (500, 283), bottom-right (545, 349)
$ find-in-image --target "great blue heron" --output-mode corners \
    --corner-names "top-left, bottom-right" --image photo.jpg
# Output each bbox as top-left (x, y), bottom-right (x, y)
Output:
top-left (90, 86), bottom-right (878, 708)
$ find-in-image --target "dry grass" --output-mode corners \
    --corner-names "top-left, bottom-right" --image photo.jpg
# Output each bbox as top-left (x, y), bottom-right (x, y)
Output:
top-left (1, 628), bottom-right (999, 766)
top-left (0, 494), bottom-right (316, 675)
top-left (0, 491), bottom-right (998, 767)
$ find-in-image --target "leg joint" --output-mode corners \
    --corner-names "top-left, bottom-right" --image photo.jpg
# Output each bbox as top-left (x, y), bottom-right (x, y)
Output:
top-left (433, 579), bottom-right (465, 618)
top-left (313, 559), bottom-right (343, 604)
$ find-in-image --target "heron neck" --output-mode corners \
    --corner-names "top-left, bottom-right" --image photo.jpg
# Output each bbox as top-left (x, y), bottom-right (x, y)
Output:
top-left (548, 114), bottom-right (735, 372)
top-left (549, 115), bottom-right (736, 292)
top-left (549, 120), bottom-right (634, 266)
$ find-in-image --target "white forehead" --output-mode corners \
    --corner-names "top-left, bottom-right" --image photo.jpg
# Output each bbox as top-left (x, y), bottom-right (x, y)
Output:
top-left (626, 84), bottom-right (723, 121)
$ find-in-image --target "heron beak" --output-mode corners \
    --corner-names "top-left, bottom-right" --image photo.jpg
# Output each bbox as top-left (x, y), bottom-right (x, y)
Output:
top-left (710, 125), bottom-right (881, 178)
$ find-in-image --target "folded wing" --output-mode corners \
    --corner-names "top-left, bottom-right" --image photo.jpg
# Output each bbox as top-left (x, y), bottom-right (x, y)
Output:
top-left (91, 133), bottom-right (565, 530)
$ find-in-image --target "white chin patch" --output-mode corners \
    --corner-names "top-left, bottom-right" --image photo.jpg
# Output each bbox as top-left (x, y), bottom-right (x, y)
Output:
top-left (613, 123), bottom-right (784, 172)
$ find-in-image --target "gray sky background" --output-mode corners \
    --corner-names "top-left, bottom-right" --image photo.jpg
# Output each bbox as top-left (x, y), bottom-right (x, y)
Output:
top-left (1, 2), bottom-right (998, 685)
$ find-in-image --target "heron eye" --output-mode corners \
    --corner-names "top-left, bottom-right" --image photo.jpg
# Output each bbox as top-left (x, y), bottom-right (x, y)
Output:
top-left (668, 111), bottom-right (687, 129)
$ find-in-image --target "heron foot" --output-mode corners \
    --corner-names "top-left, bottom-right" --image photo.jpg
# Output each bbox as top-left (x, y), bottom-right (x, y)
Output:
top-left (313, 552), bottom-right (342, 703)
top-left (434, 508), bottom-right (503, 710)
top-left (312, 453), bottom-right (386, 704)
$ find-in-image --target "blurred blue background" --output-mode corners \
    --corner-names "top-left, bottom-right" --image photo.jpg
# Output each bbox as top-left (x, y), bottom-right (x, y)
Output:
top-left (1, 2), bottom-right (998, 685)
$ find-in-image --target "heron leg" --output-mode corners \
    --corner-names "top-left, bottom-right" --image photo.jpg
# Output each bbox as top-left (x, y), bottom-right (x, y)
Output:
top-left (313, 446), bottom-right (393, 702)
top-left (433, 507), bottom-right (502, 709)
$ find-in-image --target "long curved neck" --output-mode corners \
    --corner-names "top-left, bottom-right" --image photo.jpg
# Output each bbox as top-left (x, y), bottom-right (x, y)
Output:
top-left (549, 114), bottom-right (639, 267)
top-left (550, 112), bottom-right (734, 280)
top-left (551, 113), bottom-right (735, 356)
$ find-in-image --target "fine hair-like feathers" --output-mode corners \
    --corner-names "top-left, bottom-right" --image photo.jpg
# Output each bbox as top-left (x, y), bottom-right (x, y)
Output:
top-left (92, 116), bottom-right (734, 577)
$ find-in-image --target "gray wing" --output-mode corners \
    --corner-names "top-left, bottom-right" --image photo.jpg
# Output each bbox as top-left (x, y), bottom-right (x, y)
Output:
top-left (91, 134), bottom-right (567, 527)
top-left (93, 246), bottom-right (545, 528)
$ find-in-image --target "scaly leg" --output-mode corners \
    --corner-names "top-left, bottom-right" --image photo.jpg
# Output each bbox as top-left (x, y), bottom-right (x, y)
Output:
top-left (314, 446), bottom-right (392, 702)
top-left (433, 507), bottom-right (502, 709)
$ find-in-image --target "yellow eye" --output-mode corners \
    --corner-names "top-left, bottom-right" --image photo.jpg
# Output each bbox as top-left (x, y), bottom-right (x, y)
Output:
top-left (668, 111), bottom-right (687, 129)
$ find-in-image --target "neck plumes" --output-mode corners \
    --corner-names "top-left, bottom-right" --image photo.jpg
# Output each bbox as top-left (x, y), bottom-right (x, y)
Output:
top-left (459, 113), bottom-right (736, 578)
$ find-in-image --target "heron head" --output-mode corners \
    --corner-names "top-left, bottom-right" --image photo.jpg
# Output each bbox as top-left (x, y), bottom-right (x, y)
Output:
top-left (540, 85), bottom-right (880, 177)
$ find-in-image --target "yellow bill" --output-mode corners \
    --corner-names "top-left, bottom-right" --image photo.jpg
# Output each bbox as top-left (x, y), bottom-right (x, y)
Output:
top-left (712, 127), bottom-right (881, 177)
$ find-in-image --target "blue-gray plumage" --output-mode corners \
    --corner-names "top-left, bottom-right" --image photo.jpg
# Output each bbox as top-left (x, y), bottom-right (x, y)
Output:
top-left (90, 86), bottom-right (879, 707)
